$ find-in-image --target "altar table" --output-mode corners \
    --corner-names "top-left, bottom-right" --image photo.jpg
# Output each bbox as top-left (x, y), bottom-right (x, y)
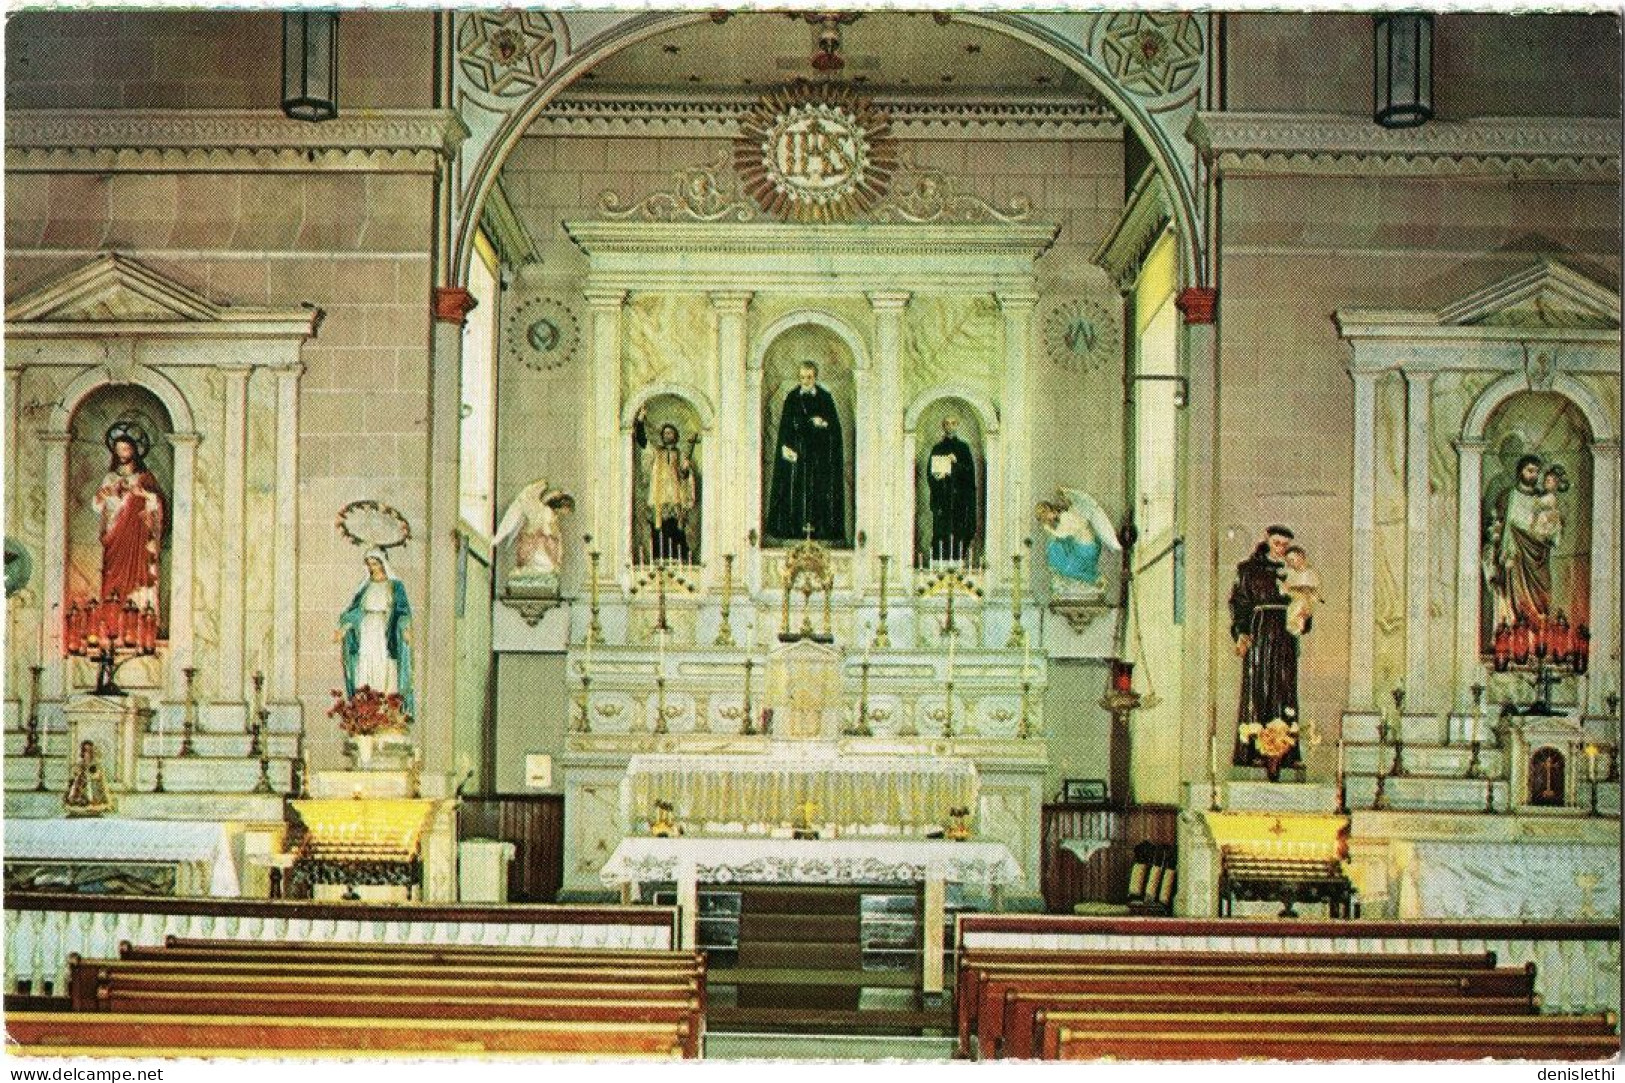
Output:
top-left (600, 835), bottom-right (1021, 993)
top-left (5, 818), bottom-right (240, 897)
top-left (622, 751), bottom-right (978, 833)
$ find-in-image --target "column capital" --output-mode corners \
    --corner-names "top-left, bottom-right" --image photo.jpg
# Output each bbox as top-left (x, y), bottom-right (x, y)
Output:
top-left (583, 288), bottom-right (628, 312)
top-left (708, 290), bottom-right (754, 315)
top-left (167, 431), bottom-right (204, 448)
top-left (218, 361), bottom-right (253, 377)
top-left (266, 360), bottom-right (306, 379)
top-left (995, 290), bottom-right (1039, 313)
top-left (431, 286), bottom-right (478, 326)
top-left (37, 430), bottom-right (72, 446)
top-left (1175, 287), bottom-right (1217, 325)
top-left (868, 290), bottom-right (913, 313)
top-left (1590, 440), bottom-right (1621, 457)
top-left (1403, 367), bottom-right (1437, 388)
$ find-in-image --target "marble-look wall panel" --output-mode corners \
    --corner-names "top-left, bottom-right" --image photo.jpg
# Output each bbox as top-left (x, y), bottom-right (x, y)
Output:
top-left (5, 367), bottom-right (77, 688)
top-left (175, 366), bottom-right (225, 701)
top-left (621, 293), bottom-right (716, 406)
top-left (749, 295), bottom-right (873, 351)
top-left (1372, 370), bottom-right (1408, 703)
top-left (244, 368), bottom-right (279, 682)
top-left (900, 295), bottom-right (1001, 409)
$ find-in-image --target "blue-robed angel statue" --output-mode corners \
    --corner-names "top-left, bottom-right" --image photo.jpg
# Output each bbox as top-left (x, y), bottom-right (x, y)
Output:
top-left (1034, 488), bottom-right (1120, 590)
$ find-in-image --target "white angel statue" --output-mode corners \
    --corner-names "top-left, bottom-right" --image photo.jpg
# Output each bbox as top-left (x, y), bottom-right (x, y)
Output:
top-left (495, 479), bottom-right (576, 588)
top-left (1034, 488), bottom-right (1121, 589)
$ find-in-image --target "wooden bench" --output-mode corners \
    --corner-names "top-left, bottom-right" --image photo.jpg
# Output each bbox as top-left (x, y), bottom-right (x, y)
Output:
top-left (10, 1012), bottom-right (695, 1058)
top-left (999, 991), bottom-right (1539, 1059)
top-left (1047, 1024), bottom-right (1620, 1062)
top-left (956, 953), bottom-right (1525, 1058)
top-left (148, 936), bottom-right (694, 962)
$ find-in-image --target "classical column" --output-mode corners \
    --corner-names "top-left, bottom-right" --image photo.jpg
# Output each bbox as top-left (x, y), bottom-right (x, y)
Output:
top-left (1176, 286), bottom-right (1218, 786)
top-left (218, 363), bottom-right (251, 714)
top-left (709, 291), bottom-right (752, 583)
top-left (744, 342), bottom-right (766, 589)
top-left (39, 431), bottom-right (71, 700)
top-left (165, 431), bottom-right (201, 697)
top-left (1403, 369), bottom-right (1434, 708)
top-left (5, 368), bottom-right (20, 524)
top-left (585, 290), bottom-right (627, 582)
top-left (270, 361), bottom-right (303, 709)
top-left (1587, 440), bottom-right (1620, 715)
top-left (426, 286), bottom-right (478, 773)
top-left (996, 291), bottom-right (1037, 578)
top-left (1453, 438), bottom-right (1487, 710)
top-left (1348, 369), bottom-right (1381, 711)
top-left (868, 292), bottom-right (910, 565)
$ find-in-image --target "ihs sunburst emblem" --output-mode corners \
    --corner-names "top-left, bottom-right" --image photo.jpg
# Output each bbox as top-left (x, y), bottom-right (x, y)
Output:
top-left (734, 83), bottom-right (898, 223)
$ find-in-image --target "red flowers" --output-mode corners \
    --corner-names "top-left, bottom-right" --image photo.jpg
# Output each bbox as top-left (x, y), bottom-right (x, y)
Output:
top-left (328, 686), bottom-right (408, 737)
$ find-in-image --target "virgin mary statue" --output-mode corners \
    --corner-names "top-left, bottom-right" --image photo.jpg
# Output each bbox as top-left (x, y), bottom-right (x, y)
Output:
top-left (335, 548), bottom-right (414, 717)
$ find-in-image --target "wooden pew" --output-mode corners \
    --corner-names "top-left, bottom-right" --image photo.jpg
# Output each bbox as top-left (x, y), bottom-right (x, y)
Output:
top-left (953, 949), bottom-right (1499, 1054)
top-left (10, 1012), bottom-right (694, 1058)
top-left (143, 937), bottom-right (695, 963)
top-left (959, 958), bottom-right (1534, 1059)
top-left (1000, 991), bottom-right (1539, 1060)
top-left (1046, 1023), bottom-right (1621, 1062)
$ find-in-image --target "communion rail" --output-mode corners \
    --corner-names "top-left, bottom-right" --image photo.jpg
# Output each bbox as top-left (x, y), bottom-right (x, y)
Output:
top-left (955, 913), bottom-right (1620, 1015)
top-left (4, 894), bottom-right (678, 997)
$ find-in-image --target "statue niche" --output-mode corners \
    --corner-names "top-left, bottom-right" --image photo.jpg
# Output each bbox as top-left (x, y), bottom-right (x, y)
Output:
top-left (1480, 392), bottom-right (1593, 658)
top-left (631, 393), bottom-right (703, 565)
top-left (760, 323), bottom-right (856, 548)
top-left (913, 396), bottom-right (985, 567)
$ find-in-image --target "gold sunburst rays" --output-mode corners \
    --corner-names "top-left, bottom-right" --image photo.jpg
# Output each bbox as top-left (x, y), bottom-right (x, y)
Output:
top-left (734, 82), bottom-right (898, 223)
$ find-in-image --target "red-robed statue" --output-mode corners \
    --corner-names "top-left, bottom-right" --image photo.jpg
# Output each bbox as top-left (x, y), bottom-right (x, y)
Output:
top-left (94, 433), bottom-right (166, 618)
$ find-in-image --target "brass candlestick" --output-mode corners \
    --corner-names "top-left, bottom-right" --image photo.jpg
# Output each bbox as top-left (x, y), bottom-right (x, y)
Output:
top-left (22, 663), bottom-right (43, 756)
top-left (585, 540), bottom-right (605, 646)
top-left (653, 676), bottom-right (671, 734)
top-left (714, 553), bottom-right (737, 647)
top-left (152, 754), bottom-right (166, 793)
top-left (574, 666), bottom-right (592, 734)
top-left (874, 555), bottom-right (891, 649)
top-left (1006, 551), bottom-right (1027, 648)
top-left (742, 657), bottom-right (756, 735)
top-left (180, 665), bottom-right (198, 756)
top-left (249, 671), bottom-right (266, 757)
top-left (1017, 679), bottom-right (1032, 740)
top-left (852, 658), bottom-right (873, 736)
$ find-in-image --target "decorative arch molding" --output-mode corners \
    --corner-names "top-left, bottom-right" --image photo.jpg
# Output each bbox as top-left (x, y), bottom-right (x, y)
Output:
top-left (752, 311), bottom-right (871, 377)
top-left (444, 10), bottom-right (1208, 290)
top-left (1462, 372), bottom-right (1617, 446)
top-left (5, 254), bottom-right (320, 726)
top-left (903, 385), bottom-right (1001, 435)
top-left (48, 363), bottom-right (198, 439)
top-left (620, 382), bottom-right (716, 432)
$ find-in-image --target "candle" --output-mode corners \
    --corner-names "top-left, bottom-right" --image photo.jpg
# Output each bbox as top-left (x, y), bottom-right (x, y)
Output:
top-left (946, 623), bottom-right (956, 683)
top-left (1587, 744), bottom-right (1599, 782)
top-left (1022, 636), bottom-right (1032, 682)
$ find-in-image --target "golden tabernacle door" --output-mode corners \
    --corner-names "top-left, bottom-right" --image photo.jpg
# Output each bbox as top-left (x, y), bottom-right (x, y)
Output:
top-left (764, 638), bottom-right (841, 740)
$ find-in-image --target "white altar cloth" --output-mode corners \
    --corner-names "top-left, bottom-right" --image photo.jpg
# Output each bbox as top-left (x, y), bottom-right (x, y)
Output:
top-left (5, 818), bottom-right (240, 897)
top-left (622, 751), bottom-right (978, 832)
top-left (600, 835), bottom-right (1022, 892)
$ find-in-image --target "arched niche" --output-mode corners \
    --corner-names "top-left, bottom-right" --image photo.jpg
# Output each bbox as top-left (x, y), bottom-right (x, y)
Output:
top-left (759, 321), bottom-right (859, 549)
top-left (905, 391), bottom-right (997, 568)
top-left (1477, 391), bottom-right (1595, 649)
top-left (624, 389), bottom-right (708, 565)
top-left (66, 386), bottom-right (177, 639)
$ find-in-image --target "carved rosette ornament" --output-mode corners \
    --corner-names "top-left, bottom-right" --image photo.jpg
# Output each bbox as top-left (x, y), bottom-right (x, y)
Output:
top-left (1097, 12), bottom-right (1204, 104)
top-left (457, 11), bottom-right (562, 98)
top-left (734, 83), bottom-right (898, 223)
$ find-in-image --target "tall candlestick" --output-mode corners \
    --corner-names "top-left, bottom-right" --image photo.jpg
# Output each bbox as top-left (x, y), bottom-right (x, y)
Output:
top-left (1006, 551), bottom-right (1026, 648)
top-left (874, 555), bottom-right (891, 648)
top-left (715, 553), bottom-right (736, 647)
top-left (585, 538), bottom-right (604, 645)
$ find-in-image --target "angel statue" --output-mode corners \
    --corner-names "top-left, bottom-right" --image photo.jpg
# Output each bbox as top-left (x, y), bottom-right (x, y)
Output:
top-left (1034, 488), bottom-right (1121, 591)
top-left (495, 480), bottom-right (576, 591)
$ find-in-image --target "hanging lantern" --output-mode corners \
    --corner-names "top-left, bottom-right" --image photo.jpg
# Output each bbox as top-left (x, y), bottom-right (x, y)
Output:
top-left (282, 12), bottom-right (339, 123)
top-left (1373, 13), bottom-right (1433, 129)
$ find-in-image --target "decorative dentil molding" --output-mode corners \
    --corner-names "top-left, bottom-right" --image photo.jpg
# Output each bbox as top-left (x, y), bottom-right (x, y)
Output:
top-left (5, 253), bottom-right (322, 344)
top-left (1092, 168), bottom-right (1171, 293)
top-left (530, 92), bottom-right (1120, 142)
top-left (5, 109), bottom-right (470, 174)
top-left (1189, 113), bottom-right (1620, 180)
top-left (598, 149), bottom-right (1033, 226)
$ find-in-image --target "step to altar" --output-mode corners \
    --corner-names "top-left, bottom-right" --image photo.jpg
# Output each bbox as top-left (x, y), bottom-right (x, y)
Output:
top-left (3, 752), bottom-right (295, 795)
top-left (1342, 713), bottom-right (1507, 744)
top-left (1190, 781), bottom-right (1340, 814)
top-left (3, 788), bottom-right (288, 821)
top-left (1344, 774), bottom-right (1510, 813)
top-left (1345, 744), bottom-right (1508, 778)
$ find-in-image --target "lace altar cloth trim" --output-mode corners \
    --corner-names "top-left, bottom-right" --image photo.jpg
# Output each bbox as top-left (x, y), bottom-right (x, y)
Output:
top-left (600, 836), bottom-right (1022, 890)
top-left (5, 818), bottom-right (240, 897)
top-left (623, 752), bottom-right (978, 830)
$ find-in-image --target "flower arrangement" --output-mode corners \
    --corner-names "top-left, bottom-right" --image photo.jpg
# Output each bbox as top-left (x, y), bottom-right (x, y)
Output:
top-left (650, 799), bottom-right (678, 837)
top-left (945, 805), bottom-right (972, 841)
top-left (1240, 710), bottom-right (1301, 781)
top-left (329, 686), bottom-right (409, 737)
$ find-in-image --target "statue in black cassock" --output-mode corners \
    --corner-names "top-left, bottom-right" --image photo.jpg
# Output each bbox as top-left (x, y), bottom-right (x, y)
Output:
top-left (766, 361), bottom-right (845, 543)
top-left (927, 415), bottom-right (978, 561)
top-left (1229, 525), bottom-right (1305, 774)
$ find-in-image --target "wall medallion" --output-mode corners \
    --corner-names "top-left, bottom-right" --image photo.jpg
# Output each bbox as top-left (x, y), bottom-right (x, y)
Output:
top-left (734, 83), bottom-right (898, 223)
top-left (1042, 298), bottom-right (1119, 375)
top-left (505, 295), bottom-right (579, 373)
top-left (456, 11), bottom-right (561, 98)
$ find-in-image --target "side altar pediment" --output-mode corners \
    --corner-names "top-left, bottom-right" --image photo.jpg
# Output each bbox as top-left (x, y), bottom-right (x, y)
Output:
top-left (1336, 259), bottom-right (1620, 342)
top-left (5, 253), bottom-right (321, 338)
